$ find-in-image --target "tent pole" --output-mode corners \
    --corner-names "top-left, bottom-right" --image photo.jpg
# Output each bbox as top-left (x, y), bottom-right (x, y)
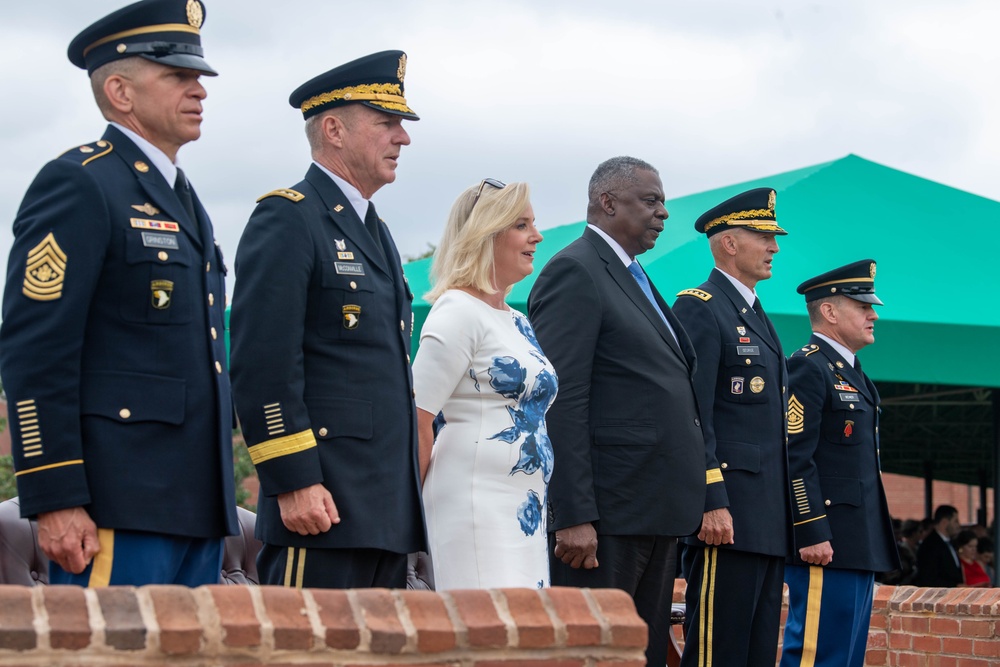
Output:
top-left (924, 461), bottom-right (933, 520)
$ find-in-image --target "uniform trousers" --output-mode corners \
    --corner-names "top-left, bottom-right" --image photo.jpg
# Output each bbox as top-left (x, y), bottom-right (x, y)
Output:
top-left (550, 533), bottom-right (677, 667)
top-left (258, 544), bottom-right (407, 589)
top-left (680, 545), bottom-right (785, 667)
top-left (779, 565), bottom-right (874, 667)
top-left (49, 529), bottom-right (223, 587)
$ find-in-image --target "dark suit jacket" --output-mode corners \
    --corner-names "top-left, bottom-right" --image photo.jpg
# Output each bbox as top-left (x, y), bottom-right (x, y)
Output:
top-left (0, 125), bottom-right (237, 538)
top-left (672, 268), bottom-right (790, 557)
top-left (786, 336), bottom-right (899, 572)
top-left (230, 164), bottom-right (425, 553)
top-left (915, 531), bottom-right (963, 587)
top-left (527, 227), bottom-right (706, 537)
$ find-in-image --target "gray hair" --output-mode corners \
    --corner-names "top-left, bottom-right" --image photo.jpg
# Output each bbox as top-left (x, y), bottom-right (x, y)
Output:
top-left (90, 57), bottom-right (144, 116)
top-left (587, 156), bottom-right (658, 205)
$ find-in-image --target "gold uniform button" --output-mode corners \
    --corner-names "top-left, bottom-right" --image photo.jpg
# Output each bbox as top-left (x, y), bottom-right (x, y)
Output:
top-left (318, 427), bottom-right (329, 437)
top-left (825, 499), bottom-right (832, 506)
top-left (849, 404), bottom-right (855, 409)
top-left (211, 327), bottom-right (218, 340)
top-left (400, 320), bottom-right (406, 331)
top-left (406, 354), bottom-right (411, 363)
top-left (208, 294), bottom-right (215, 306)
top-left (721, 462), bottom-right (728, 469)
top-left (745, 359), bottom-right (751, 365)
top-left (119, 408), bottom-right (131, 419)
top-left (350, 281), bottom-right (357, 290)
top-left (215, 361), bottom-right (222, 374)
top-left (158, 251), bottom-right (168, 261)
top-left (206, 262), bottom-right (211, 272)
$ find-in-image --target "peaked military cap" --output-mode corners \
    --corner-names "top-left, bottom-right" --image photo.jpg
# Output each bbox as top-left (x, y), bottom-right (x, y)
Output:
top-left (68, 0), bottom-right (216, 76)
top-left (289, 50), bottom-right (419, 121)
top-left (695, 187), bottom-right (787, 237)
top-left (797, 259), bottom-right (883, 305)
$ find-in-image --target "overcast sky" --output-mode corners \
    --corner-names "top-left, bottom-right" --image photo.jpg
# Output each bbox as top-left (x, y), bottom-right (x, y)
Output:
top-left (1, 0), bottom-right (996, 294)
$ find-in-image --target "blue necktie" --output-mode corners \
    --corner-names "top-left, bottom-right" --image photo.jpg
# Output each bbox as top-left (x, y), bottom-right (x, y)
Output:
top-left (628, 261), bottom-right (668, 326)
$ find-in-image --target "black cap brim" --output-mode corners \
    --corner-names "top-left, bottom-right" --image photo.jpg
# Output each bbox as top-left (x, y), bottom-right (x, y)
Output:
top-left (844, 293), bottom-right (884, 306)
top-left (139, 52), bottom-right (217, 76)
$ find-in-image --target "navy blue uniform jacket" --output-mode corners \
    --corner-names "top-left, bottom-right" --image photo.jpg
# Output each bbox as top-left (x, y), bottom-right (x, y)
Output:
top-left (230, 165), bottom-right (425, 553)
top-left (0, 126), bottom-right (238, 538)
top-left (527, 228), bottom-right (706, 537)
top-left (673, 268), bottom-right (791, 557)
top-left (786, 336), bottom-right (899, 571)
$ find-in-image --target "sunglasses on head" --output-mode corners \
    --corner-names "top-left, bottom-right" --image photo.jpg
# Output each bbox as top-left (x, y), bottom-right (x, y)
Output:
top-left (472, 178), bottom-right (506, 208)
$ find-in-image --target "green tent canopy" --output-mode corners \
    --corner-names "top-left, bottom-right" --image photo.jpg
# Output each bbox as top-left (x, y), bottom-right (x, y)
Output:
top-left (403, 154), bottom-right (1000, 489)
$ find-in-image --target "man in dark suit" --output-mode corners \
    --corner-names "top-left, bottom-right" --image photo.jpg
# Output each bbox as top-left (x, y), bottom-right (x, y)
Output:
top-left (0, 0), bottom-right (237, 587)
top-left (230, 51), bottom-right (425, 589)
top-left (528, 156), bottom-right (706, 667)
top-left (915, 505), bottom-right (963, 587)
top-left (780, 260), bottom-right (900, 667)
top-left (672, 188), bottom-right (791, 666)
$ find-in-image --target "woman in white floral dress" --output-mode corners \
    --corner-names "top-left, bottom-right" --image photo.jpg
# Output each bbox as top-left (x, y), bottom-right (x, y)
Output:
top-left (412, 180), bottom-right (557, 590)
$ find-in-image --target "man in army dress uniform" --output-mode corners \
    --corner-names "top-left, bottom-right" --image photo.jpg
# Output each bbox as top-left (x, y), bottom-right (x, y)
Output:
top-left (780, 260), bottom-right (899, 667)
top-left (672, 188), bottom-right (792, 667)
top-left (230, 51), bottom-right (425, 589)
top-left (0, 0), bottom-right (237, 586)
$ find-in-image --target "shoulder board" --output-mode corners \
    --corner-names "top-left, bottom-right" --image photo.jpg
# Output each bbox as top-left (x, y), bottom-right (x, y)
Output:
top-left (792, 343), bottom-right (820, 358)
top-left (59, 139), bottom-right (114, 166)
top-left (256, 188), bottom-right (305, 203)
top-left (676, 288), bottom-right (712, 301)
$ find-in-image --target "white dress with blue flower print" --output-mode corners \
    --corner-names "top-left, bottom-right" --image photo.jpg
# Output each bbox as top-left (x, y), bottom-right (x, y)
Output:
top-left (413, 289), bottom-right (558, 590)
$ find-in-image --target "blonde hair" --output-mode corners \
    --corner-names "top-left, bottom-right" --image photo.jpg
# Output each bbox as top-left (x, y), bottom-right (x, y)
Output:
top-left (426, 181), bottom-right (531, 303)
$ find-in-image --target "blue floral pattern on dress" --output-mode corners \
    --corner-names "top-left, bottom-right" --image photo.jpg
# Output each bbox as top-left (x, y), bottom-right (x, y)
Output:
top-left (488, 356), bottom-right (526, 399)
top-left (468, 367), bottom-right (480, 392)
top-left (514, 313), bottom-right (545, 362)
top-left (517, 489), bottom-right (543, 536)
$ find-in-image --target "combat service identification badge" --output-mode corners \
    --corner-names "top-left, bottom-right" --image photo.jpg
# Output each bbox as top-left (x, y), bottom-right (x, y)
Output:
top-left (844, 420), bottom-right (854, 438)
top-left (23, 232), bottom-right (67, 301)
top-left (151, 280), bottom-right (173, 309)
top-left (343, 304), bottom-right (361, 329)
top-left (750, 376), bottom-right (765, 393)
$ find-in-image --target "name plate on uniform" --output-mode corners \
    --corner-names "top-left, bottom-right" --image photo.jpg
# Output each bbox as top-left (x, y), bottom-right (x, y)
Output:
top-left (737, 345), bottom-right (760, 355)
top-left (141, 232), bottom-right (180, 249)
top-left (838, 392), bottom-right (860, 402)
top-left (334, 262), bottom-right (365, 276)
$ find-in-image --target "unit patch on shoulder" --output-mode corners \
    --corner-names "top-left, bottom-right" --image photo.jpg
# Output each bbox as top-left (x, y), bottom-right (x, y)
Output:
top-left (23, 232), bottom-right (67, 301)
top-left (256, 188), bottom-right (305, 203)
top-left (787, 394), bottom-right (805, 434)
top-left (676, 288), bottom-right (712, 301)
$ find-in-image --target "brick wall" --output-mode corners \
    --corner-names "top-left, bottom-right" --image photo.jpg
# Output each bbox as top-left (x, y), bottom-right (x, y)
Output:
top-left (0, 585), bottom-right (647, 667)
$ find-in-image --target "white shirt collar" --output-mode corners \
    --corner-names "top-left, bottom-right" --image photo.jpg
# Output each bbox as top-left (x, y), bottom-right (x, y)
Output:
top-left (110, 122), bottom-right (177, 187)
top-left (313, 160), bottom-right (370, 222)
top-left (715, 267), bottom-right (757, 308)
top-left (814, 332), bottom-right (856, 368)
top-left (587, 224), bottom-right (633, 267)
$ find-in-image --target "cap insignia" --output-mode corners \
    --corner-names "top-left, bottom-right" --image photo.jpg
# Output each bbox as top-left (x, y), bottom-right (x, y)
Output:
top-left (768, 190), bottom-right (776, 211)
top-left (187, 0), bottom-right (204, 29)
top-left (397, 53), bottom-right (407, 82)
top-left (870, 262), bottom-right (876, 279)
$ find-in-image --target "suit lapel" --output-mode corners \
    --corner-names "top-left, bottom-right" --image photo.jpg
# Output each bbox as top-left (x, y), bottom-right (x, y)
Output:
top-left (708, 269), bottom-right (780, 356)
top-left (584, 228), bottom-right (686, 363)
top-left (105, 126), bottom-right (203, 250)
top-left (304, 165), bottom-right (390, 277)
top-left (812, 335), bottom-right (875, 404)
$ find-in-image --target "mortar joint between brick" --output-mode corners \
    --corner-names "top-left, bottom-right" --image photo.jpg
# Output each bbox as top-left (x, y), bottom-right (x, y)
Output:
top-left (299, 589), bottom-right (328, 651)
top-left (581, 589), bottom-right (613, 646)
top-left (489, 589), bottom-right (519, 649)
top-left (439, 591), bottom-right (471, 649)
top-left (134, 587), bottom-right (162, 654)
top-left (29, 585), bottom-right (51, 651)
top-left (82, 587), bottom-right (108, 650)
top-left (248, 584), bottom-right (276, 659)
top-left (539, 588), bottom-right (569, 648)
top-left (346, 588), bottom-right (374, 652)
top-left (191, 586), bottom-right (222, 656)
top-left (390, 589), bottom-right (419, 653)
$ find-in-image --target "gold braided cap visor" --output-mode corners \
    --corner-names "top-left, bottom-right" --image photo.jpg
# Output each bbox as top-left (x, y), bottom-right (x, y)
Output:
top-left (702, 207), bottom-right (786, 234)
top-left (300, 82), bottom-right (415, 115)
top-left (83, 23), bottom-right (200, 57)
